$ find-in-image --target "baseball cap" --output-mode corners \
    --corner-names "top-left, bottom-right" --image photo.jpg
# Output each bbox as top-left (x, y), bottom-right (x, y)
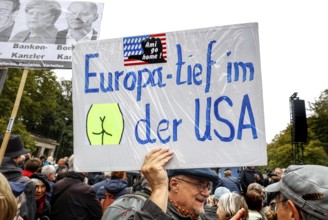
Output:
top-left (265, 165), bottom-right (328, 219)
top-left (167, 168), bottom-right (218, 185)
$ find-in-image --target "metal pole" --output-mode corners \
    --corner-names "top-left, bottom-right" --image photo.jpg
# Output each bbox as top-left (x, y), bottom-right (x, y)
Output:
top-left (289, 92), bottom-right (298, 164)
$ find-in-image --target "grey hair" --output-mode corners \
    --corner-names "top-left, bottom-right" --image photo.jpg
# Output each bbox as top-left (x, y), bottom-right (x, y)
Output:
top-left (218, 192), bottom-right (249, 220)
top-left (41, 165), bottom-right (56, 177)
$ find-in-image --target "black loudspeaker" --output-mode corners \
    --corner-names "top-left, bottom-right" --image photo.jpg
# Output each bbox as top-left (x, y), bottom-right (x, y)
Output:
top-left (292, 99), bottom-right (308, 143)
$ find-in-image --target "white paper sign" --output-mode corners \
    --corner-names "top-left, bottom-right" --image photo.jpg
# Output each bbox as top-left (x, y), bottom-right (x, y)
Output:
top-left (0, 0), bottom-right (103, 69)
top-left (72, 23), bottom-right (267, 172)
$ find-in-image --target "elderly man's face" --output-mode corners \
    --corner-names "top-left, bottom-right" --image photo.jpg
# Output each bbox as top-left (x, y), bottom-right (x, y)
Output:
top-left (66, 3), bottom-right (97, 31)
top-left (0, 1), bottom-right (16, 30)
top-left (171, 176), bottom-right (210, 216)
top-left (33, 179), bottom-right (46, 200)
top-left (271, 168), bottom-right (283, 182)
top-left (26, 7), bottom-right (55, 31)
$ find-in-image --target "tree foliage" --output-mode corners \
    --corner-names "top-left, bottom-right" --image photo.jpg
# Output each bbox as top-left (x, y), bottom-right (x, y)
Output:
top-left (266, 89), bottom-right (328, 169)
top-left (308, 89), bottom-right (328, 154)
top-left (0, 68), bottom-right (73, 156)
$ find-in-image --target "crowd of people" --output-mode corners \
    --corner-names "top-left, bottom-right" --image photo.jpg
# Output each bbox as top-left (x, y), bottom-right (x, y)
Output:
top-left (1, 135), bottom-right (328, 220)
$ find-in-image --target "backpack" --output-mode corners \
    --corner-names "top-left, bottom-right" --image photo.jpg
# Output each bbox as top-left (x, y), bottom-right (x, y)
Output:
top-left (101, 194), bottom-right (147, 220)
top-left (100, 190), bottom-right (115, 214)
top-left (9, 178), bottom-right (31, 220)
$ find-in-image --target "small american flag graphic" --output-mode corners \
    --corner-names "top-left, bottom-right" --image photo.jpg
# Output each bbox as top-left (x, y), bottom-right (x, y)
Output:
top-left (123, 33), bottom-right (167, 66)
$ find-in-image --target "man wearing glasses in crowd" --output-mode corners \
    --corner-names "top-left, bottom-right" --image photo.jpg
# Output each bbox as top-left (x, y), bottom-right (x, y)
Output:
top-left (132, 148), bottom-right (247, 220)
top-left (265, 165), bottom-right (328, 220)
top-left (166, 168), bottom-right (218, 219)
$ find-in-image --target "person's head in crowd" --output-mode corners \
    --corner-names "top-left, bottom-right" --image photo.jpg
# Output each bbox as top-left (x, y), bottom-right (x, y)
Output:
top-left (0, 0), bottom-right (20, 32)
top-left (247, 182), bottom-right (265, 199)
top-left (57, 158), bottom-right (66, 168)
top-left (0, 172), bottom-right (17, 220)
top-left (167, 168), bottom-right (218, 218)
top-left (46, 155), bottom-right (54, 164)
top-left (25, 0), bottom-right (61, 32)
top-left (30, 173), bottom-right (50, 200)
top-left (40, 155), bottom-right (46, 163)
top-left (265, 165), bottom-right (328, 220)
top-left (224, 168), bottom-right (232, 177)
top-left (217, 192), bottom-right (249, 220)
top-left (271, 168), bottom-right (283, 182)
top-left (66, 1), bottom-right (98, 33)
top-left (1, 134), bottom-right (30, 164)
top-left (41, 165), bottom-right (56, 181)
top-left (111, 171), bottom-right (127, 180)
top-left (24, 158), bottom-right (42, 173)
top-left (245, 189), bottom-right (263, 212)
top-left (213, 187), bottom-right (230, 205)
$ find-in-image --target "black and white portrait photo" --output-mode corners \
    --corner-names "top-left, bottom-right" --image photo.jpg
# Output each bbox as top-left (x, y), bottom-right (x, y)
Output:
top-left (10, 0), bottom-right (62, 44)
top-left (0, 0), bottom-right (20, 42)
top-left (0, 0), bottom-right (103, 69)
top-left (55, 1), bottom-right (100, 44)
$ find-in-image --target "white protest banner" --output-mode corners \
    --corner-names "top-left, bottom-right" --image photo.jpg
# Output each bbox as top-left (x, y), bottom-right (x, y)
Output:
top-left (72, 23), bottom-right (267, 172)
top-left (0, 0), bottom-right (103, 69)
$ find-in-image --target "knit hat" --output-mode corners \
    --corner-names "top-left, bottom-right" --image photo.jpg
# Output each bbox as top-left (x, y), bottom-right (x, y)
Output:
top-left (265, 165), bottom-right (328, 219)
top-left (214, 187), bottom-right (230, 201)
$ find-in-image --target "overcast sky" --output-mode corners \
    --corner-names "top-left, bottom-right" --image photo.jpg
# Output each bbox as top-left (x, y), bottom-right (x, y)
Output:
top-left (56, 0), bottom-right (328, 143)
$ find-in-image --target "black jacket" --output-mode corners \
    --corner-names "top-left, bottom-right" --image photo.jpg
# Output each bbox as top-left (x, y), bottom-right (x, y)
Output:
top-left (50, 172), bottom-right (102, 220)
top-left (240, 167), bottom-right (264, 193)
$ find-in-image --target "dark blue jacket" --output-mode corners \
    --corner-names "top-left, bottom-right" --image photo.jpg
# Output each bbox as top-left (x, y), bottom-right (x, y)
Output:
top-left (95, 178), bottom-right (131, 200)
top-left (218, 176), bottom-right (242, 195)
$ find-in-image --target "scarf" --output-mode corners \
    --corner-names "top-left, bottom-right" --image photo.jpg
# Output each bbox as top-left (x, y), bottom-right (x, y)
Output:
top-left (36, 195), bottom-right (46, 214)
top-left (170, 199), bottom-right (199, 220)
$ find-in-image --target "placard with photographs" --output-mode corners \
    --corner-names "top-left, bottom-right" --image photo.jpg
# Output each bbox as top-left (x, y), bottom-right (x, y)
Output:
top-left (0, 0), bottom-right (103, 69)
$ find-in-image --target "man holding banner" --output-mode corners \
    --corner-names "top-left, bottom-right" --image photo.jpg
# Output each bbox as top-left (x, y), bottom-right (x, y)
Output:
top-left (126, 148), bottom-right (247, 220)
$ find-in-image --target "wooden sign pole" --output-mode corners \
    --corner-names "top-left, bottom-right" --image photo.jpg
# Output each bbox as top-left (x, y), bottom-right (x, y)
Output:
top-left (0, 69), bottom-right (29, 166)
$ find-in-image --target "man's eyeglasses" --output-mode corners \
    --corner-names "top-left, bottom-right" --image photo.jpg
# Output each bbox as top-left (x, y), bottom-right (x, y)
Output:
top-left (269, 199), bottom-right (287, 212)
top-left (174, 178), bottom-right (211, 192)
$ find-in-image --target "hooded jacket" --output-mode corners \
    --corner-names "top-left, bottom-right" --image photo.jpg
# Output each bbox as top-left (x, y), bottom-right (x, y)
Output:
top-left (96, 178), bottom-right (130, 200)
